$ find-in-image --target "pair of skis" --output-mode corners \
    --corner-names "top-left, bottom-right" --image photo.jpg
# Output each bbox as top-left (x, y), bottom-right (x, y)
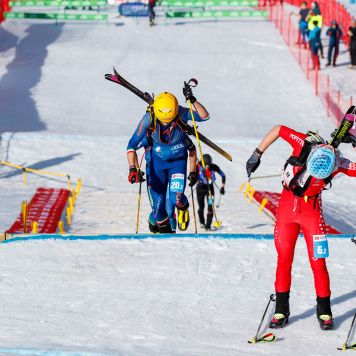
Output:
top-left (104, 68), bottom-right (232, 162)
top-left (250, 292), bottom-right (356, 350)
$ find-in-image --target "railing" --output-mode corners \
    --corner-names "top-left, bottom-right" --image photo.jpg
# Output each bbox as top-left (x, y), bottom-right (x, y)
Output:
top-left (269, 2), bottom-right (355, 127)
top-left (3, 0), bottom-right (108, 22)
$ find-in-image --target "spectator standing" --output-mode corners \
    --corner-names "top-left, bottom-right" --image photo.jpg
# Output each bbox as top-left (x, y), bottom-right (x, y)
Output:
top-left (310, 1), bottom-right (321, 15)
top-left (298, 1), bottom-right (310, 47)
top-left (309, 20), bottom-right (321, 69)
top-left (307, 6), bottom-right (324, 58)
top-left (148, 0), bottom-right (156, 26)
top-left (348, 19), bottom-right (356, 69)
top-left (326, 20), bottom-right (342, 67)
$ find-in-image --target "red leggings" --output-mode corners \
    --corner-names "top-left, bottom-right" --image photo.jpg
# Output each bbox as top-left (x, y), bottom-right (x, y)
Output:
top-left (274, 189), bottom-right (331, 298)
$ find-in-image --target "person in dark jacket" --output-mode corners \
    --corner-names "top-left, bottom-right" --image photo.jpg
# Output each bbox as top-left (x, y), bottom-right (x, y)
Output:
top-left (298, 1), bottom-right (310, 46)
top-left (348, 19), bottom-right (356, 69)
top-left (148, 0), bottom-right (156, 26)
top-left (308, 20), bottom-right (321, 69)
top-left (326, 20), bottom-right (342, 67)
top-left (196, 154), bottom-right (226, 230)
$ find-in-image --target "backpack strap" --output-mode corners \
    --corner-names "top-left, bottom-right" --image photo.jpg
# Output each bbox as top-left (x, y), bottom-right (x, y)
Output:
top-left (146, 105), bottom-right (156, 147)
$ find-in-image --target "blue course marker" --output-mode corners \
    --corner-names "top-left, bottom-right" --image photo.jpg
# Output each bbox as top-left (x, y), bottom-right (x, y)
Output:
top-left (2, 233), bottom-right (355, 244)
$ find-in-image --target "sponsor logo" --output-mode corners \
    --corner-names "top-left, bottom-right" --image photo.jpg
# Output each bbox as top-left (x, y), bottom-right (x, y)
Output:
top-left (171, 143), bottom-right (184, 151)
top-left (289, 134), bottom-right (304, 146)
top-left (336, 121), bottom-right (352, 140)
top-left (155, 146), bottom-right (161, 152)
top-left (172, 173), bottom-right (185, 180)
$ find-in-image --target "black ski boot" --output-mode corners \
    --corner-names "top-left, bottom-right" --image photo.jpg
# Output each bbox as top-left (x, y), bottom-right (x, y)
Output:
top-left (269, 291), bottom-right (290, 329)
top-left (148, 220), bottom-right (159, 234)
top-left (157, 219), bottom-right (174, 234)
top-left (316, 296), bottom-right (333, 330)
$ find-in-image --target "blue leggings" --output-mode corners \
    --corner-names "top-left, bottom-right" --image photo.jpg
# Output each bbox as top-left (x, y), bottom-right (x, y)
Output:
top-left (147, 154), bottom-right (188, 223)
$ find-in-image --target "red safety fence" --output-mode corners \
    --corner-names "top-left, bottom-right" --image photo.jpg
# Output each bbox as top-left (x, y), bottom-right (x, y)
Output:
top-left (253, 190), bottom-right (341, 233)
top-left (0, 0), bottom-right (10, 22)
top-left (6, 187), bottom-right (70, 234)
top-left (269, 2), bottom-right (355, 132)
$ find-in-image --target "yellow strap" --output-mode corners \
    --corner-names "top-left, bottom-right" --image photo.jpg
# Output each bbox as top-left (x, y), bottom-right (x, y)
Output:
top-left (187, 101), bottom-right (221, 226)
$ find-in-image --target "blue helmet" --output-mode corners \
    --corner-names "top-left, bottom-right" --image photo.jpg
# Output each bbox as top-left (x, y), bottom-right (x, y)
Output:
top-left (306, 144), bottom-right (338, 179)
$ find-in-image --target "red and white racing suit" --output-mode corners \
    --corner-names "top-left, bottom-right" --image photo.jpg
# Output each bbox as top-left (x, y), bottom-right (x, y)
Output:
top-left (274, 126), bottom-right (356, 297)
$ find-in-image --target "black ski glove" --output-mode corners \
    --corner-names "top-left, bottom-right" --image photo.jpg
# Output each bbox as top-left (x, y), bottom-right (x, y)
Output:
top-left (183, 83), bottom-right (196, 103)
top-left (220, 187), bottom-right (225, 195)
top-left (128, 166), bottom-right (145, 184)
top-left (246, 148), bottom-right (263, 178)
top-left (188, 171), bottom-right (198, 187)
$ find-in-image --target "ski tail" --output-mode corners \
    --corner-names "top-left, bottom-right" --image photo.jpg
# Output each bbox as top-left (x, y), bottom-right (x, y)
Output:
top-left (104, 67), bottom-right (153, 104)
top-left (196, 131), bottom-right (232, 161)
top-left (329, 105), bottom-right (356, 148)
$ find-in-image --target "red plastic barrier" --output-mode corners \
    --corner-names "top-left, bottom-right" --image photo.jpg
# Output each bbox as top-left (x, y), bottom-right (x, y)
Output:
top-left (269, 2), bottom-right (355, 133)
top-left (6, 188), bottom-right (70, 234)
top-left (253, 190), bottom-right (341, 234)
top-left (0, 0), bottom-right (10, 23)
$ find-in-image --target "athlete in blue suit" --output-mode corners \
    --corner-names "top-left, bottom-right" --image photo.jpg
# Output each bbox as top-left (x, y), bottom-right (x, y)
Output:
top-left (127, 88), bottom-right (209, 233)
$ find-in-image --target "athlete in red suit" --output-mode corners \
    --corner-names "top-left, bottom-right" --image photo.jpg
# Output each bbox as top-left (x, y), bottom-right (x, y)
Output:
top-left (246, 125), bottom-right (356, 330)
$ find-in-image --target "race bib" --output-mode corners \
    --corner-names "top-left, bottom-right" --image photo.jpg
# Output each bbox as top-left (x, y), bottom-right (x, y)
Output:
top-left (170, 173), bottom-right (185, 193)
top-left (313, 234), bottom-right (329, 258)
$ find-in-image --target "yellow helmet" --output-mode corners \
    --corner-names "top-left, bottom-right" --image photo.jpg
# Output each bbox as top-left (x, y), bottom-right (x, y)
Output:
top-left (153, 92), bottom-right (178, 123)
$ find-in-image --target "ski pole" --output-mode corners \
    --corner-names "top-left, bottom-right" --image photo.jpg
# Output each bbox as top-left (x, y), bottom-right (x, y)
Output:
top-left (213, 182), bottom-right (222, 208)
top-left (189, 99), bottom-right (221, 227)
top-left (249, 173), bottom-right (282, 181)
top-left (135, 152), bottom-right (146, 234)
top-left (248, 294), bottom-right (277, 344)
top-left (190, 185), bottom-right (197, 234)
top-left (338, 312), bottom-right (356, 351)
top-left (185, 81), bottom-right (221, 227)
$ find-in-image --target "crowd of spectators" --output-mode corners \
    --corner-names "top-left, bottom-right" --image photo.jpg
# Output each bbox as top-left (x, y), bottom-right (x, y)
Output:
top-left (297, 1), bottom-right (356, 69)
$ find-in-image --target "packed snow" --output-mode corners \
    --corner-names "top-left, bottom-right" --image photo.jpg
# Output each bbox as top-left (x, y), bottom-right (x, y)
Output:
top-left (0, 11), bottom-right (355, 356)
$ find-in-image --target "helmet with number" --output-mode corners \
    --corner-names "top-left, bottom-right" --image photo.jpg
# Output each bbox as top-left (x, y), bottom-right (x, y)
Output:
top-left (203, 154), bottom-right (212, 166)
top-left (153, 92), bottom-right (178, 124)
top-left (306, 144), bottom-right (338, 179)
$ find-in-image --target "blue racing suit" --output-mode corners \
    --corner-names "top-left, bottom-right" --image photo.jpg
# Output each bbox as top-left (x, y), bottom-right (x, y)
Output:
top-left (128, 105), bottom-right (207, 225)
top-left (138, 136), bottom-right (195, 231)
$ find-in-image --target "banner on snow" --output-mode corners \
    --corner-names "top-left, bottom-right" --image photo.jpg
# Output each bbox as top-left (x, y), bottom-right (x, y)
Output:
top-left (118, 2), bottom-right (149, 17)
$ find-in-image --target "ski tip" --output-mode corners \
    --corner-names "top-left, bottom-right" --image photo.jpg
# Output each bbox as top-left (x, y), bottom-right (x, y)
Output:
top-left (346, 105), bottom-right (356, 114)
top-left (248, 333), bottom-right (276, 344)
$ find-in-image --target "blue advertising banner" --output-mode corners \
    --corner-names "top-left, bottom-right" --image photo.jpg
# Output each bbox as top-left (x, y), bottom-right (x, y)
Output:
top-left (118, 2), bottom-right (149, 16)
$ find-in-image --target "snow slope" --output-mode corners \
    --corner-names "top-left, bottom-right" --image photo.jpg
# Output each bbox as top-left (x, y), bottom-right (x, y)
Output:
top-left (1, 16), bottom-right (355, 234)
top-left (0, 236), bottom-right (354, 356)
top-left (0, 12), bottom-right (355, 356)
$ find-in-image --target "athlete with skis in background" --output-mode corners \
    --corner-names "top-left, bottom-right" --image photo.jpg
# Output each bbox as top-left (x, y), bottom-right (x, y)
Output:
top-left (134, 136), bottom-right (198, 233)
top-left (196, 154), bottom-right (226, 230)
top-left (127, 85), bottom-right (209, 233)
top-left (246, 124), bottom-right (356, 330)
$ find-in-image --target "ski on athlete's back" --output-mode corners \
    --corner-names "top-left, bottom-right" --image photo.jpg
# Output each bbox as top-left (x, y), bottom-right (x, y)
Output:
top-left (329, 105), bottom-right (356, 148)
top-left (104, 67), bottom-right (232, 162)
